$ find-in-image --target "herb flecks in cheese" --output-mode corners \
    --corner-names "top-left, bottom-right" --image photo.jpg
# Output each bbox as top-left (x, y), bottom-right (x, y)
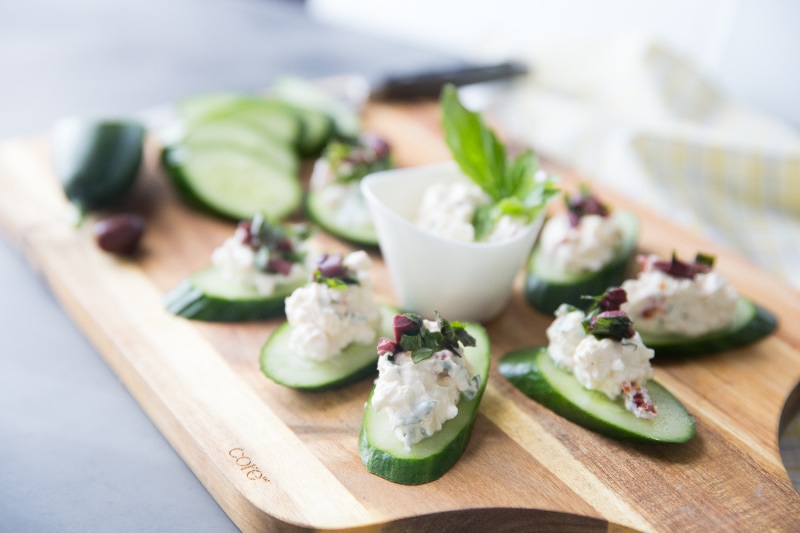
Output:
top-left (621, 252), bottom-right (738, 337)
top-left (284, 251), bottom-right (381, 361)
top-left (546, 288), bottom-right (657, 419)
top-left (372, 313), bottom-right (480, 449)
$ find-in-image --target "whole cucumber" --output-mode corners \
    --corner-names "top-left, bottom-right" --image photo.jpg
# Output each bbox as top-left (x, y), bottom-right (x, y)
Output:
top-left (52, 117), bottom-right (145, 219)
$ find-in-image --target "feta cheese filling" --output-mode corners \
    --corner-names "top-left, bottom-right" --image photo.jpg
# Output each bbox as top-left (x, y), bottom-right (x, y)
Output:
top-left (372, 320), bottom-right (480, 449)
top-left (621, 255), bottom-right (738, 337)
top-left (415, 181), bottom-right (527, 243)
top-left (539, 213), bottom-right (624, 274)
top-left (546, 303), bottom-right (656, 418)
top-left (211, 228), bottom-right (310, 296)
top-left (309, 159), bottom-right (373, 229)
top-left (284, 251), bottom-right (381, 361)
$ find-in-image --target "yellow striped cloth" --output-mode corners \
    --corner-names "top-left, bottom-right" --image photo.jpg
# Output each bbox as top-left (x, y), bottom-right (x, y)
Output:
top-left (632, 135), bottom-right (800, 288)
top-left (496, 36), bottom-right (800, 490)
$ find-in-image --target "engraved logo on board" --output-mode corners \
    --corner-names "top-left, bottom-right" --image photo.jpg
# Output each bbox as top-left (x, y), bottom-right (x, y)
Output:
top-left (228, 448), bottom-right (270, 483)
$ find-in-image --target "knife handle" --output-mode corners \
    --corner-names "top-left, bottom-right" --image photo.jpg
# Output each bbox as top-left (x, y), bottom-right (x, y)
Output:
top-left (370, 60), bottom-right (529, 101)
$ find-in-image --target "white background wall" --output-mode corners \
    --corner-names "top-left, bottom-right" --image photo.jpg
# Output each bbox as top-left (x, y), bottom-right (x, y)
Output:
top-left (308, 0), bottom-right (800, 129)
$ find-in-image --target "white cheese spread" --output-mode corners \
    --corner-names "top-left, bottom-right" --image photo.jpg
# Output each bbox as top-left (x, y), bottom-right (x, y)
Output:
top-left (546, 304), bottom-right (655, 417)
top-left (621, 255), bottom-right (738, 337)
top-left (284, 251), bottom-right (381, 361)
top-left (309, 159), bottom-right (373, 229)
top-left (415, 181), bottom-right (527, 242)
top-left (371, 320), bottom-right (480, 449)
top-left (539, 213), bottom-right (624, 275)
top-left (211, 232), bottom-right (309, 295)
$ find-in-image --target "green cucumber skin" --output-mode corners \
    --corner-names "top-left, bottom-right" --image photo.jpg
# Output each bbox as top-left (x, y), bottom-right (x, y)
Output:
top-left (359, 323), bottom-right (490, 485)
top-left (52, 119), bottom-right (145, 211)
top-left (525, 211), bottom-right (640, 315)
top-left (358, 408), bottom-right (474, 485)
top-left (259, 305), bottom-right (398, 391)
top-left (305, 190), bottom-right (379, 247)
top-left (161, 146), bottom-right (211, 213)
top-left (499, 347), bottom-right (695, 443)
top-left (164, 278), bottom-right (293, 322)
top-left (640, 298), bottom-right (777, 359)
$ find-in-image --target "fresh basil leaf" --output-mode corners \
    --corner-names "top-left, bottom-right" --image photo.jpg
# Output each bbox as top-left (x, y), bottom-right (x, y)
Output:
top-left (399, 333), bottom-right (423, 352)
top-left (411, 348), bottom-right (435, 363)
top-left (441, 84), bottom-right (505, 200)
top-left (315, 275), bottom-right (349, 290)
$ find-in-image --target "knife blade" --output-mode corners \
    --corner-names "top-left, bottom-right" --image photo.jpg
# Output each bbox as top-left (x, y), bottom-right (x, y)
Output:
top-left (368, 60), bottom-right (529, 101)
top-left (272, 60), bottom-right (530, 138)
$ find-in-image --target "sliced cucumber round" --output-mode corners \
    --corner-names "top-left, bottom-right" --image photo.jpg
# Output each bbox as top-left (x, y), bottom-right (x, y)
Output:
top-left (177, 93), bottom-right (302, 145)
top-left (260, 304), bottom-right (397, 390)
top-left (164, 267), bottom-right (303, 322)
top-left (306, 188), bottom-right (378, 247)
top-left (162, 144), bottom-right (301, 221)
top-left (271, 75), bottom-right (361, 141)
top-left (180, 118), bottom-right (298, 175)
top-left (637, 297), bottom-right (777, 358)
top-left (525, 210), bottom-right (640, 315)
top-left (499, 347), bottom-right (695, 443)
top-left (359, 323), bottom-right (490, 485)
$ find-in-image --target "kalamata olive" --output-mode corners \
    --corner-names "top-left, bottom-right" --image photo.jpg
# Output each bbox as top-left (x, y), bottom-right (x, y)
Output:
top-left (93, 214), bottom-right (145, 255)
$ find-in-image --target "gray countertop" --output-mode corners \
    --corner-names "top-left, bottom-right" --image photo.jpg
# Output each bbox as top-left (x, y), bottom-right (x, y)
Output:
top-left (0, 1), bottom-right (456, 530)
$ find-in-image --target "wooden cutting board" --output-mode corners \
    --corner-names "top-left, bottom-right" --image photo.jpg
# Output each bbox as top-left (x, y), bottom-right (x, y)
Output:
top-left (1, 100), bottom-right (799, 532)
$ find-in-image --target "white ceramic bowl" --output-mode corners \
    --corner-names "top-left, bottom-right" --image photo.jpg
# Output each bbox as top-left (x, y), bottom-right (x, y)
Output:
top-left (361, 161), bottom-right (544, 322)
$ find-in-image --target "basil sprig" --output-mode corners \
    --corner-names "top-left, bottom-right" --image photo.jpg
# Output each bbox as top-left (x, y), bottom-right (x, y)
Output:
top-left (440, 84), bottom-right (559, 240)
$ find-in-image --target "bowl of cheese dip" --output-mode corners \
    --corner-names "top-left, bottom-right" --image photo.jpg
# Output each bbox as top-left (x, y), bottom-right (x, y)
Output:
top-left (361, 161), bottom-right (545, 322)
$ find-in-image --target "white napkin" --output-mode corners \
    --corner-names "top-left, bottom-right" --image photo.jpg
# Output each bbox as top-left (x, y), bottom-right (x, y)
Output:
top-left (494, 35), bottom-right (800, 288)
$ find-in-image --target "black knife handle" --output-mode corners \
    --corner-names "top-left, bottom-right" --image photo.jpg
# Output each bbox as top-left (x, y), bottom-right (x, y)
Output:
top-left (370, 60), bottom-right (529, 101)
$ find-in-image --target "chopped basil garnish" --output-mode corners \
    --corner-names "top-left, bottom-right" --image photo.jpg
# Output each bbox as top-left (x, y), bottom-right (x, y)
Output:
top-left (312, 253), bottom-right (359, 289)
top-left (323, 133), bottom-right (391, 184)
top-left (566, 185), bottom-right (610, 227)
top-left (651, 251), bottom-right (713, 279)
top-left (582, 288), bottom-right (635, 340)
top-left (239, 213), bottom-right (309, 275)
top-left (378, 311), bottom-right (476, 363)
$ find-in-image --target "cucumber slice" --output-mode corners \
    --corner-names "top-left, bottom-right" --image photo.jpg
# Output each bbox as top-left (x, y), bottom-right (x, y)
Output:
top-left (286, 105), bottom-right (335, 157)
top-left (181, 118), bottom-right (298, 175)
top-left (499, 347), bottom-right (695, 443)
top-left (162, 144), bottom-right (301, 221)
top-left (164, 267), bottom-right (303, 322)
top-left (306, 188), bottom-right (378, 246)
top-left (178, 93), bottom-right (302, 145)
top-left (637, 297), bottom-right (777, 358)
top-left (272, 75), bottom-right (361, 140)
top-left (359, 323), bottom-right (490, 485)
top-left (525, 210), bottom-right (640, 315)
top-left (260, 304), bottom-right (397, 390)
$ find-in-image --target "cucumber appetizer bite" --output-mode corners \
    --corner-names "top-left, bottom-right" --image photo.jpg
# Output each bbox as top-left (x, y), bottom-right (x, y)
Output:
top-left (307, 133), bottom-right (392, 246)
top-left (525, 186), bottom-right (640, 315)
top-left (260, 251), bottom-right (393, 390)
top-left (359, 312), bottom-right (490, 485)
top-left (500, 288), bottom-right (695, 443)
top-left (619, 252), bottom-right (777, 357)
top-left (165, 214), bottom-right (314, 322)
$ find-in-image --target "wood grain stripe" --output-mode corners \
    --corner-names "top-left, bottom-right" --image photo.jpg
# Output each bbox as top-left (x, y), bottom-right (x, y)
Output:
top-left (480, 386), bottom-right (655, 533)
top-left (26, 223), bottom-right (378, 530)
